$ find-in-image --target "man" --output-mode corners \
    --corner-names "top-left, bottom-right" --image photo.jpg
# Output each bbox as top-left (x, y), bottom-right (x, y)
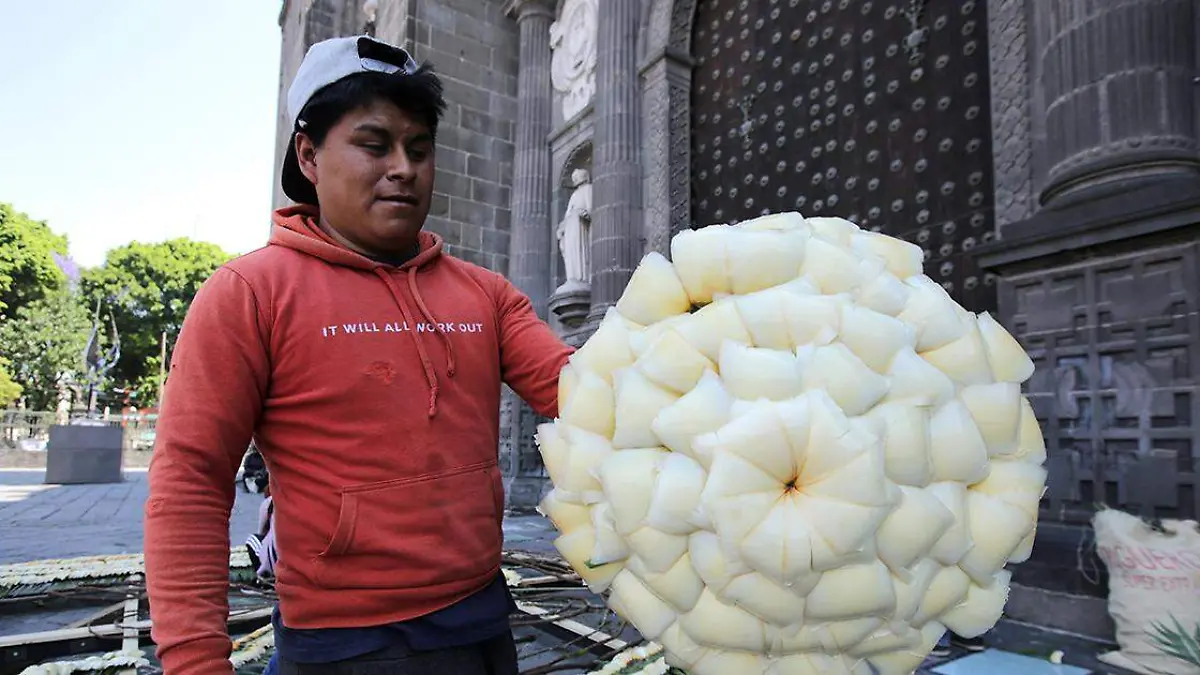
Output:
top-left (144, 35), bottom-right (574, 674)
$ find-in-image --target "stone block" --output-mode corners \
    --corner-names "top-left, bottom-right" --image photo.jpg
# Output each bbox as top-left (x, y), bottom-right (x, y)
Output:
top-left (442, 126), bottom-right (493, 158)
top-left (468, 155), bottom-right (501, 183)
top-left (460, 221), bottom-right (484, 250)
top-left (436, 146), bottom-right (468, 174)
top-left (414, 23), bottom-right (431, 47)
top-left (457, 248), bottom-right (488, 269)
top-left (429, 27), bottom-right (494, 68)
top-left (424, 215), bottom-right (461, 242)
top-left (45, 425), bottom-right (124, 485)
top-left (460, 106), bottom-right (503, 138)
top-left (429, 192), bottom-right (450, 217)
top-left (450, 197), bottom-right (495, 228)
top-left (494, 207), bottom-right (511, 232)
top-left (490, 94), bottom-right (518, 121)
top-left (482, 228), bottom-right (511, 256)
top-left (434, 168), bottom-right (471, 196)
top-left (421, 48), bottom-right (477, 86)
top-left (471, 178), bottom-right (509, 207)
top-left (491, 253), bottom-right (509, 275)
top-left (442, 80), bottom-right (492, 117)
top-left (418, 1), bottom-right (458, 32)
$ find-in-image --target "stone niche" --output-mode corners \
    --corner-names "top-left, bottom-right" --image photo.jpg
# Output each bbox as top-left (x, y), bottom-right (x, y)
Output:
top-left (548, 141), bottom-right (594, 336)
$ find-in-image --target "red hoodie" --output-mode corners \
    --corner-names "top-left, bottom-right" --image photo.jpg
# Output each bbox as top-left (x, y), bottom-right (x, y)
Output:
top-left (144, 206), bottom-right (574, 674)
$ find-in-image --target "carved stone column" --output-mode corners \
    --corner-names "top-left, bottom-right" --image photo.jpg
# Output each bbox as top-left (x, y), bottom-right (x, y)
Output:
top-left (1034, 0), bottom-right (1199, 206)
top-left (588, 0), bottom-right (643, 321)
top-left (986, 0), bottom-right (1035, 230)
top-left (640, 52), bottom-right (693, 257)
top-left (502, 0), bottom-right (556, 512)
top-left (640, 0), bottom-right (698, 257)
top-left (508, 0), bottom-right (555, 315)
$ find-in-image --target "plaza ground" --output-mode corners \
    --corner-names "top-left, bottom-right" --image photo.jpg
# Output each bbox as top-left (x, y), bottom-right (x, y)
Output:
top-left (0, 468), bottom-right (1140, 674)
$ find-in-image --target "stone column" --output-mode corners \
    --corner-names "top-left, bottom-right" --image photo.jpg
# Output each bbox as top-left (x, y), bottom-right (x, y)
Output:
top-left (588, 0), bottom-right (643, 321)
top-left (1034, 0), bottom-right (1199, 207)
top-left (507, 0), bottom-right (555, 316)
top-left (502, 0), bottom-right (555, 512)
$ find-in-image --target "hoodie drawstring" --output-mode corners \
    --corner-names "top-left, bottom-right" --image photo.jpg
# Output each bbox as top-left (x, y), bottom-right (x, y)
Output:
top-left (407, 267), bottom-right (457, 379)
top-left (373, 268), bottom-right (446, 418)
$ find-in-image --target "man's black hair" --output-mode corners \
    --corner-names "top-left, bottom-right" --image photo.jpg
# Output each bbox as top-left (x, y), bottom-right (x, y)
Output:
top-left (296, 64), bottom-right (447, 146)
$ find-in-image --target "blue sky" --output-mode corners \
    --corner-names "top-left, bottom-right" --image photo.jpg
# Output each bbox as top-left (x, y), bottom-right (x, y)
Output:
top-left (0, 1), bottom-right (283, 267)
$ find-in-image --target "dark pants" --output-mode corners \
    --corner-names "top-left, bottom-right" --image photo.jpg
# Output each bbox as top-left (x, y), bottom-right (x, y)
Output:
top-left (275, 632), bottom-right (519, 675)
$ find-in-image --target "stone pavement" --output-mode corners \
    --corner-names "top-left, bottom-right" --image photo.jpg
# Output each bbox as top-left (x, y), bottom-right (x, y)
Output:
top-left (0, 469), bottom-right (265, 564)
top-left (0, 468), bottom-right (558, 566)
top-left (0, 470), bottom-right (1139, 675)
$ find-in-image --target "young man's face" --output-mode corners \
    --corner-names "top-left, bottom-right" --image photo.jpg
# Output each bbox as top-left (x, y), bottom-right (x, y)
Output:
top-left (296, 98), bottom-right (435, 259)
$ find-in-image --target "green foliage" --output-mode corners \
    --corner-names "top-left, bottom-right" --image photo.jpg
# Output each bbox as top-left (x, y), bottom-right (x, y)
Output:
top-left (0, 357), bottom-right (22, 407)
top-left (0, 203), bottom-right (70, 320)
top-left (0, 288), bottom-right (92, 410)
top-left (81, 239), bottom-right (232, 403)
top-left (1148, 614), bottom-right (1200, 667)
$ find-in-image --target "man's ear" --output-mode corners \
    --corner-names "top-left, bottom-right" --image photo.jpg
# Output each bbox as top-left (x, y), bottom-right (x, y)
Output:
top-left (296, 132), bottom-right (319, 186)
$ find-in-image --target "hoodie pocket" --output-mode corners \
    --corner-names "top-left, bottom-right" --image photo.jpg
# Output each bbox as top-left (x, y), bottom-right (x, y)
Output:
top-left (312, 459), bottom-right (502, 590)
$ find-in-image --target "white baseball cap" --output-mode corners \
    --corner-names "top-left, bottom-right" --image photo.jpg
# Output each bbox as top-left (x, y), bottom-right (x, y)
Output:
top-left (281, 35), bottom-right (420, 204)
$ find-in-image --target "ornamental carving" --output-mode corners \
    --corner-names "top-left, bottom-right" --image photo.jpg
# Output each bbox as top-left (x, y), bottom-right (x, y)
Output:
top-left (550, 0), bottom-right (598, 120)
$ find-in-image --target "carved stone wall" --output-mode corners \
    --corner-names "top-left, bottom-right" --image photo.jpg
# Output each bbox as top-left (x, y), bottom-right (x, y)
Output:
top-left (641, 56), bottom-right (694, 256)
top-left (641, 0), bottom-right (699, 255)
top-left (985, 0), bottom-right (1034, 229)
top-left (998, 241), bottom-right (1200, 524)
top-left (978, 1), bottom-right (1200, 537)
top-left (689, 0), bottom-right (999, 312)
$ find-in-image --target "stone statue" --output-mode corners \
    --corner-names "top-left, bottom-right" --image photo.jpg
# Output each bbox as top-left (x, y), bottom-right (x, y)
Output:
top-left (557, 168), bottom-right (592, 290)
top-left (549, 0), bottom-right (598, 121)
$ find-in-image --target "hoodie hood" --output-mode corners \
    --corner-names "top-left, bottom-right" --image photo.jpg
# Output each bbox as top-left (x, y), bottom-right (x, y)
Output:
top-left (269, 205), bottom-right (455, 417)
top-left (269, 205), bottom-right (444, 271)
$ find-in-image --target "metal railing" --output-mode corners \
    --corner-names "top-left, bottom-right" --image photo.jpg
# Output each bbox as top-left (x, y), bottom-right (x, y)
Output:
top-left (1, 409), bottom-right (158, 452)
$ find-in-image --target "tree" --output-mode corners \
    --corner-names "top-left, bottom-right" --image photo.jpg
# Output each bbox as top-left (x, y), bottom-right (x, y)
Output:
top-left (0, 288), bottom-right (92, 410)
top-left (0, 357), bottom-right (21, 407)
top-left (0, 203), bottom-right (70, 320)
top-left (81, 239), bottom-right (232, 404)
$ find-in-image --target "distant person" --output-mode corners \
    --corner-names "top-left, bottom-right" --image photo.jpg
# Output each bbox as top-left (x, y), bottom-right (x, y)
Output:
top-left (240, 443), bottom-right (268, 493)
top-left (143, 35), bottom-right (573, 675)
top-left (241, 465), bottom-right (280, 675)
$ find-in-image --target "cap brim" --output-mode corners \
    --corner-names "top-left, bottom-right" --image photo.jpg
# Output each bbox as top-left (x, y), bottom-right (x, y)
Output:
top-left (281, 134), bottom-right (319, 205)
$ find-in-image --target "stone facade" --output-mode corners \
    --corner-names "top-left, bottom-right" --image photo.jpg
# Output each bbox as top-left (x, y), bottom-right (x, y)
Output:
top-left (273, 4), bottom-right (1200, 608)
top-left (272, 0), bottom-right (517, 274)
top-left (975, 0), bottom-right (1200, 635)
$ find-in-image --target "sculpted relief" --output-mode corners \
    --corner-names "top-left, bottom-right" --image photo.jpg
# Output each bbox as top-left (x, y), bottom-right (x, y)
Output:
top-left (549, 0), bottom-right (598, 121)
